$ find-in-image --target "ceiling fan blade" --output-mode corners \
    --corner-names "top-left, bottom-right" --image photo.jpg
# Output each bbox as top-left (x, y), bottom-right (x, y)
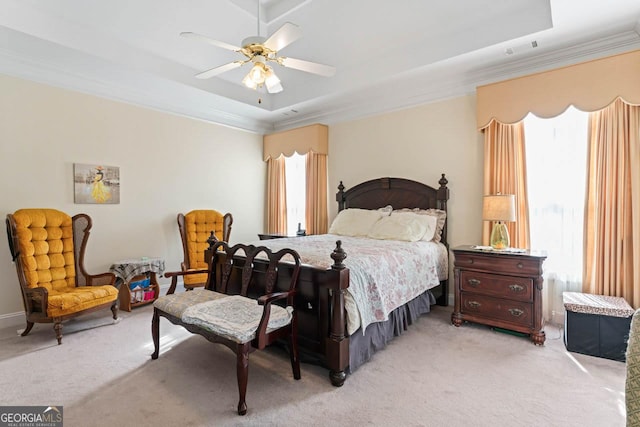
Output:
top-left (264, 22), bottom-right (303, 52)
top-left (280, 57), bottom-right (336, 77)
top-left (195, 61), bottom-right (244, 79)
top-left (180, 32), bottom-right (241, 52)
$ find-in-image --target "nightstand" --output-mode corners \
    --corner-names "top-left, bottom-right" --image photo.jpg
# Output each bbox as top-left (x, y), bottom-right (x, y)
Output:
top-left (451, 245), bottom-right (547, 345)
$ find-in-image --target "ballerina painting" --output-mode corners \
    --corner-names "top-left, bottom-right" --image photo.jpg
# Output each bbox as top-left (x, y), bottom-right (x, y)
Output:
top-left (73, 163), bottom-right (120, 204)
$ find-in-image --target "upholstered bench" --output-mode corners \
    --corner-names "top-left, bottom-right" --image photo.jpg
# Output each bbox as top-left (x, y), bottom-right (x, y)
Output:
top-left (153, 288), bottom-right (227, 319)
top-left (151, 242), bottom-right (303, 415)
top-left (153, 289), bottom-right (294, 344)
top-left (563, 292), bottom-right (635, 361)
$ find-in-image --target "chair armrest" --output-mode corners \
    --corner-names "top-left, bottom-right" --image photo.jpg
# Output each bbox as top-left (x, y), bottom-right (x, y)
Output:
top-left (86, 272), bottom-right (116, 287)
top-left (24, 286), bottom-right (49, 315)
top-left (164, 269), bottom-right (208, 278)
top-left (164, 269), bottom-right (208, 295)
top-left (255, 290), bottom-right (296, 349)
top-left (257, 291), bottom-right (291, 306)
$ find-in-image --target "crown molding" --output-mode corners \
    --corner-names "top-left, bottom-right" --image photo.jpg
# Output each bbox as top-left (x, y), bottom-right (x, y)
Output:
top-left (471, 30), bottom-right (640, 86)
top-left (272, 29), bottom-right (640, 131)
top-left (0, 45), bottom-right (273, 134)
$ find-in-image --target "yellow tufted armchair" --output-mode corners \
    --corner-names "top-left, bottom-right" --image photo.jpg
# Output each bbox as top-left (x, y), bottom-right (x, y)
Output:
top-left (6, 209), bottom-right (119, 344)
top-left (165, 210), bottom-right (233, 293)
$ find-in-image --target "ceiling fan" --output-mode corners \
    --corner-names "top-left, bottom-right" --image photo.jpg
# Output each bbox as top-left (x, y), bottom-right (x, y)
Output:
top-left (181, 6), bottom-right (335, 94)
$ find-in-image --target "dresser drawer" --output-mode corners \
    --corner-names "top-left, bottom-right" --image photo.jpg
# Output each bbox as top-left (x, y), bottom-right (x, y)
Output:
top-left (454, 251), bottom-right (541, 276)
top-left (460, 271), bottom-right (533, 302)
top-left (461, 293), bottom-right (533, 328)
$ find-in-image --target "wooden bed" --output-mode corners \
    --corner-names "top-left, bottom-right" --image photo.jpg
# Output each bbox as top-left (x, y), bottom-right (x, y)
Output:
top-left (206, 174), bottom-right (450, 387)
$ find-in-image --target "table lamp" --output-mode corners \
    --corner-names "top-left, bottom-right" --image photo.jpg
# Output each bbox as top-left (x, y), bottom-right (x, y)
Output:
top-left (483, 194), bottom-right (516, 249)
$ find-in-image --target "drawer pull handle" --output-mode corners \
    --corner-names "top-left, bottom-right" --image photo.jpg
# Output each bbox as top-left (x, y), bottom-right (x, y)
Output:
top-left (517, 262), bottom-right (524, 269)
top-left (467, 278), bottom-right (481, 287)
top-left (467, 301), bottom-right (481, 309)
top-left (508, 284), bottom-right (525, 293)
top-left (508, 308), bottom-right (524, 317)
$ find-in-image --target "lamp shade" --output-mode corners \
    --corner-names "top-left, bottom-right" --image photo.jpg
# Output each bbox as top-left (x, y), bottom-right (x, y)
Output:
top-left (483, 194), bottom-right (516, 222)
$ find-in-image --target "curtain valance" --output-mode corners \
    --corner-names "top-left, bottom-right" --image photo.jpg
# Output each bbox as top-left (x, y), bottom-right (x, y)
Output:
top-left (263, 124), bottom-right (328, 161)
top-left (477, 49), bottom-right (640, 129)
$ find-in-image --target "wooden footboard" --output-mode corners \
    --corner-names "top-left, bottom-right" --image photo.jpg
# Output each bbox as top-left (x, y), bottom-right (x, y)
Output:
top-left (205, 241), bottom-right (351, 386)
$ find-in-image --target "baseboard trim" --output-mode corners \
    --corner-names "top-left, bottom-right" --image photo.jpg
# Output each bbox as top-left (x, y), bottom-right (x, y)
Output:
top-left (0, 311), bottom-right (26, 330)
top-left (0, 283), bottom-right (173, 331)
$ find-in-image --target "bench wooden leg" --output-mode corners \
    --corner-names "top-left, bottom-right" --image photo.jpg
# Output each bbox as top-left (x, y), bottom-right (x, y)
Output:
top-left (236, 343), bottom-right (250, 415)
top-left (151, 308), bottom-right (160, 359)
top-left (289, 318), bottom-right (301, 380)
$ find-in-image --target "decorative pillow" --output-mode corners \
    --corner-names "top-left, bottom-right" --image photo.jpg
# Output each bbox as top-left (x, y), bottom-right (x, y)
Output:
top-left (394, 208), bottom-right (447, 242)
top-left (368, 211), bottom-right (431, 242)
top-left (329, 208), bottom-right (386, 237)
top-left (377, 205), bottom-right (393, 216)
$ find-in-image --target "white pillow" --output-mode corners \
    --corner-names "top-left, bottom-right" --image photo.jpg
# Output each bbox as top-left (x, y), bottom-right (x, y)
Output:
top-left (393, 211), bottom-right (438, 241)
top-left (394, 208), bottom-right (446, 242)
top-left (329, 208), bottom-right (386, 237)
top-left (368, 211), bottom-right (433, 242)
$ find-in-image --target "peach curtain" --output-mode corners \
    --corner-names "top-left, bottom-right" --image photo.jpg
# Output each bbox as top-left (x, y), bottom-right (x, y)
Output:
top-left (482, 120), bottom-right (531, 249)
top-left (266, 156), bottom-right (288, 234)
top-left (583, 99), bottom-right (640, 307)
top-left (304, 152), bottom-right (328, 235)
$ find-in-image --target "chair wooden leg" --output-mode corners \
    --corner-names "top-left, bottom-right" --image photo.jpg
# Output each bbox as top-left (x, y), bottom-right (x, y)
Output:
top-left (236, 343), bottom-right (250, 416)
top-left (111, 302), bottom-right (118, 320)
top-left (53, 322), bottom-right (63, 345)
top-left (151, 308), bottom-right (160, 360)
top-left (21, 321), bottom-right (35, 337)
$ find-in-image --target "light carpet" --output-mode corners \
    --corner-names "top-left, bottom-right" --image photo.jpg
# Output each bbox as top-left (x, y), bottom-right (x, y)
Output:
top-left (0, 304), bottom-right (627, 426)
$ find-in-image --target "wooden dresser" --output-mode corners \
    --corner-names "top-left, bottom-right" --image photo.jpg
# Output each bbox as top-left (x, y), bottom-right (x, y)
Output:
top-left (451, 245), bottom-right (547, 345)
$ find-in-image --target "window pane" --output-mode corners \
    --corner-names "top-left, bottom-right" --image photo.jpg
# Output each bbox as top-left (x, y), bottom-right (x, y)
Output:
top-left (524, 106), bottom-right (588, 322)
top-left (284, 153), bottom-right (306, 236)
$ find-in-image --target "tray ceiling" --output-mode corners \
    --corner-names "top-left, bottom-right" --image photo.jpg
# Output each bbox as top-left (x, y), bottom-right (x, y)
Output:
top-left (1, 0), bottom-right (639, 133)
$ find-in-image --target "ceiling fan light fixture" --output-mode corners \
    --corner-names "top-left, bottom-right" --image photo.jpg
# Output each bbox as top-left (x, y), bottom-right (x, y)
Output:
top-left (183, 18), bottom-right (335, 94)
top-left (242, 74), bottom-right (258, 89)
top-left (265, 69), bottom-right (283, 93)
top-left (246, 59), bottom-right (268, 86)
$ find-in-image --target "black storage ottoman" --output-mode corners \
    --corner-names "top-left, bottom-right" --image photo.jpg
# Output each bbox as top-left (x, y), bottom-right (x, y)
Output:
top-left (563, 292), bottom-right (635, 362)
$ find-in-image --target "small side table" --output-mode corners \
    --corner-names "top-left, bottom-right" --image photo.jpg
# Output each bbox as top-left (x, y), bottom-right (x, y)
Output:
top-left (110, 257), bottom-right (165, 312)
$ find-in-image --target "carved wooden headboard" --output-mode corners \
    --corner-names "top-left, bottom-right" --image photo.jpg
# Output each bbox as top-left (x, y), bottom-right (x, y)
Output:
top-left (335, 174), bottom-right (450, 246)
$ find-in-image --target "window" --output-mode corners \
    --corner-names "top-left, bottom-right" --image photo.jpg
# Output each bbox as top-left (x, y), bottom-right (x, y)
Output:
top-left (524, 106), bottom-right (589, 323)
top-left (284, 153), bottom-right (306, 236)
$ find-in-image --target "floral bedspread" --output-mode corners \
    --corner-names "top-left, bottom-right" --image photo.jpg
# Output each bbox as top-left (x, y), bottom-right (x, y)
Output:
top-left (247, 234), bottom-right (447, 335)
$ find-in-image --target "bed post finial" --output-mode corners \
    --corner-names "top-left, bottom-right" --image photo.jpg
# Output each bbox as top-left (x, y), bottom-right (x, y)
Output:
top-left (439, 173), bottom-right (448, 188)
top-left (330, 240), bottom-right (347, 270)
top-left (336, 181), bottom-right (346, 211)
top-left (437, 174), bottom-right (450, 209)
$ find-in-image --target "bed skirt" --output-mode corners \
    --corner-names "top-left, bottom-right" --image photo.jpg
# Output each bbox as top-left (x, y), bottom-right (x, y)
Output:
top-left (347, 290), bottom-right (436, 373)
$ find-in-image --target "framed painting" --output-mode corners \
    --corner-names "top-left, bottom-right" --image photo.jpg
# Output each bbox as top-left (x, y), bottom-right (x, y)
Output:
top-left (73, 163), bottom-right (120, 204)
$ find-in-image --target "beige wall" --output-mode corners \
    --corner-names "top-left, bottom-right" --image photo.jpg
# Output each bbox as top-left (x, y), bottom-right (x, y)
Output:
top-left (0, 74), bottom-right (265, 323)
top-left (0, 74), bottom-right (483, 322)
top-left (328, 95), bottom-right (485, 299)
